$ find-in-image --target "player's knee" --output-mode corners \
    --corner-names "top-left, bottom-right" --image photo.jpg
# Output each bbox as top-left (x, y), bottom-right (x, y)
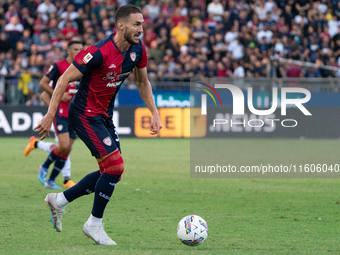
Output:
top-left (99, 150), bottom-right (124, 176)
top-left (58, 143), bottom-right (72, 155)
top-left (53, 145), bottom-right (70, 160)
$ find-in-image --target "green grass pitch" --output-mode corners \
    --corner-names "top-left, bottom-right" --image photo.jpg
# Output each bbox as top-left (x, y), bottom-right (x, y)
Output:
top-left (0, 137), bottom-right (340, 254)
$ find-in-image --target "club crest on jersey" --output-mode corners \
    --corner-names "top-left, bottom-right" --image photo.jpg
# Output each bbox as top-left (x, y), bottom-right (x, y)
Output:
top-left (103, 136), bottom-right (112, 146)
top-left (82, 53), bottom-right (93, 64)
top-left (130, 52), bottom-right (136, 62)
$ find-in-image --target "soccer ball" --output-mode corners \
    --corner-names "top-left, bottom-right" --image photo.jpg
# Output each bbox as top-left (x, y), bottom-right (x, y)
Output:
top-left (177, 215), bottom-right (208, 246)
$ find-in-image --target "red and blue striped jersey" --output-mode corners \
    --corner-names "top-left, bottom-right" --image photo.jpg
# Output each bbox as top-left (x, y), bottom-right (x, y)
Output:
top-left (46, 60), bottom-right (77, 118)
top-left (72, 34), bottom-right (148, 118)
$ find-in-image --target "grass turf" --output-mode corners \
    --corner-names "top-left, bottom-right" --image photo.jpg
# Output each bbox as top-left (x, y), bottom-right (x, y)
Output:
top-left (0, 137), bottom-right (339, 254)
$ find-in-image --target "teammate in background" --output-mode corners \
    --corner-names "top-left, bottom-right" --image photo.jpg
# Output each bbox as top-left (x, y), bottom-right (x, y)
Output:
top-left (24, 91), bottom-right (74, 188)
top-left (35, 5), bottom-right (162, 245)
top-left (36, 41), bottom-right (83, 189)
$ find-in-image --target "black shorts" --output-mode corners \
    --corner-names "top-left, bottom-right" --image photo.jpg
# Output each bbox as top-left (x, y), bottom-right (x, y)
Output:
top-left (69, 111), bottom-right (121, 158)
top-left (53, 115), bottom-right (77, 140)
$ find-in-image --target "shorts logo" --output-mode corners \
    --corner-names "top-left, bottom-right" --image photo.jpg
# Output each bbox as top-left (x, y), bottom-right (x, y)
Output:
top-left (82, 53), bottom-right (93, 64)
top-left (130, 52), bottom-right (136, 62)
top-left (57, 125), bottom-right (63, 131)
top-left (103, 136), bottom-right (112, 146)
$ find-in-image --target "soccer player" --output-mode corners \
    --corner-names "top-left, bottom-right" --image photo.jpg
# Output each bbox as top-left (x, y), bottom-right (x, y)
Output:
top-left (23, 92), bottom-right (73, 188)
top-left (35, 5), bottom-right (162, 245)
top-left (36, 40), bottom-right (83, 189)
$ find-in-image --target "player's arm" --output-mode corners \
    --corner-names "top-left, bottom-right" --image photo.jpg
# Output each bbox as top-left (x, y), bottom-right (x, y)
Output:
top-left (35, 64), bottom-right (83, 139)
top-left (40, 91), bottom-right (50, 106)
top-left (39, 76), bottom-right (54, 95)
top-left (39, 75), bottom-right (72, 103)
top-left (133, 66), bottom-right (162, 135)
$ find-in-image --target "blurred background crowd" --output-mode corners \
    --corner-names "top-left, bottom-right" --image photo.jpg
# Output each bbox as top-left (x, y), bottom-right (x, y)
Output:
top-left (1, 0), bottom-right (340, 105)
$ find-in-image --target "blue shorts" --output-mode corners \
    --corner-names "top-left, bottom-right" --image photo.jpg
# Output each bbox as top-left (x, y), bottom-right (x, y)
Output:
top-left (68, 111), bottom-right (121, 158)
top-left (53, 115), bottom-right (77, 140)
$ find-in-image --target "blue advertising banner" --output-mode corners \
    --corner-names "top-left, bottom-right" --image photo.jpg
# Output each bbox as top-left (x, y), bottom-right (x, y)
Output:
top-left (117, 89), bottom-right (190, 107)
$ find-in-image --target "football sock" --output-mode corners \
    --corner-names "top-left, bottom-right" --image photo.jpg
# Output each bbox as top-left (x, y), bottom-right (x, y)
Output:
top-left (42, 149), bottom-right (59, 169)
top-left (61, 156), bottom-right (71, 178)
top-left (63, 176), bottom-right (71, 184)
top-left (56, 192), bottom-right (69, 208)
top-left (36, 141), bottom-right (55, 153)
top-left (48, 158), bottom-right (66, 181)
top-left (63, 170), bottom-right (101, 203)
top-left (86, 214), bottom-right (102, 227)
top-left (91, 172), bottom-right (120, 218)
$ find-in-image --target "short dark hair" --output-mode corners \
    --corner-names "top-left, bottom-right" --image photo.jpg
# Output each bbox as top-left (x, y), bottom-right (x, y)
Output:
top-left (68, 40), bottom-right (83, 48)
top-left (115, 4), bottom-right (142, 24)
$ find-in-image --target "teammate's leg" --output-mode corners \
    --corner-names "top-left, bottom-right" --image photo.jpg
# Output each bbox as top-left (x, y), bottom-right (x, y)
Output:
top-left (24, 136), bottom-right (56, 156)
top-left (45, 133), bottom-right (73, 189)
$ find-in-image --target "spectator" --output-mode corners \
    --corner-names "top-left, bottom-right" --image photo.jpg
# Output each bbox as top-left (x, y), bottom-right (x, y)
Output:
top-left (61, 21), bottom-right (79, 41)
top-left (171, 20), bottom-right (191, 47)
top-left (192, 19), bottom-right (208, 42)
top-left (172, 7), bottom-right (187, 27)
top-left (144, 0), bottom-right (160, 20)
top-left (255, 0), bottom-right (267, 21)
top-left (328, 15), bottom-right (340, 38)
top-left (143, 26), bottom-right (157, 48)
top-left (257, 25), bottom-right (273, 44)
top-left (32, 13), bottom-right (48, 45)
top-left (4, 4), bottom-right (19, 24)
top-left (37, 0), bottom-right (57, 22)
top-left (36, 33), bottom-right (52, 56)
top-left (20, 29), bottom-right (33, 54)
top-left (295, 0), bottom-right (310, 15)
top-left (0, 32), bottom-right (11, 53)
top-left (5, 16), bottom-right (23, 49)
top-left (207, 0), bottom-right (224, 22)
top-left (233, 60), bottom-right (245, 77)
top-left (286, 64), bottom-right (303, 78)
top-left (60, 4), bottom-right (79, 21)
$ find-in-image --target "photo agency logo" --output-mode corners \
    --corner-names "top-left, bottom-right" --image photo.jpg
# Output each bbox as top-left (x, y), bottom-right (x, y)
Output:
top-left (196, 82), bottom-right (312, 129)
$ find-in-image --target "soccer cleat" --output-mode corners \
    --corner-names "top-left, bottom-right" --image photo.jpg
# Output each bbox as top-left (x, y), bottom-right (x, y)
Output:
top-left (63, 179), bottom-right (77, 188)
top-left (45, 180), bottom-right (62, 190)
top-left (82, 222), bottom-right (117, 245)
top-left (24, 136), bottom-right (38, 156)
top-left (44, 193), bottom-right (65, 232)
top-left (38, 165), bottom-right (48, 185)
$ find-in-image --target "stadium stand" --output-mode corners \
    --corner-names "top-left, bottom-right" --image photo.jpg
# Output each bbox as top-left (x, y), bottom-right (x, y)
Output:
top-left (1, 0), bottom-right (340, 105)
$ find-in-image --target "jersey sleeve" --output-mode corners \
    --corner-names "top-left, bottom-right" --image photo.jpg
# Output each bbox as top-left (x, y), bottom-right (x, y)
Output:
top-left (136, 42), bottom-right (148, 69)
top-left (45, 63), bottom-right (59, 83)
top-left (72, 45), bottom-right (103, 75)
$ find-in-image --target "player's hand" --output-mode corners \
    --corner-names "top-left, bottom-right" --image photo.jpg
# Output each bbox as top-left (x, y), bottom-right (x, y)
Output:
top-left (34, 113), bottom-right (54, 140)
top-left (150, 113), bottom-right (162, 135)
top-left (61, 92), bottom-right (72, 102)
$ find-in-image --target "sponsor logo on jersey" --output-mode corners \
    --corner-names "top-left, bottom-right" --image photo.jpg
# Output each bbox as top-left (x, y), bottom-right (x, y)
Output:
top-left (103, 136), bottom-right (112, 146)
top-left (82, 53), bottom-right (93, 64)
top-left (103, 72), bottom-right (117, 80)
top-left (109, 63), bottom-right (116, 68)
top-left (130, 52), bottom-right (136, 62)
